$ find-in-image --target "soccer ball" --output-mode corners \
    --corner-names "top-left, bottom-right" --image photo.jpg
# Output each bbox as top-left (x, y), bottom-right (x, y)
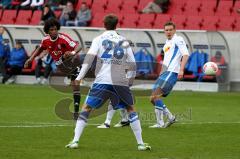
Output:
top-left (203, 62), bottom-right (218, 75)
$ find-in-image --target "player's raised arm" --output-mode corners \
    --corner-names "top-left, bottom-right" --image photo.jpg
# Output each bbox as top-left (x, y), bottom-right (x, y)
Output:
top-left (24, 46), bottom-right (44, 68)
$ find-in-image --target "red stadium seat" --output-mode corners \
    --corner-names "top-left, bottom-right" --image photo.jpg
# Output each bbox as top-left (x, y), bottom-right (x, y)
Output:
top-left (152, 14), bottom-right (171, 29)
top-left (185, 16), bottom-right (203, 30)
top-left (105, 0), bottom-right (122, 14)
top-left (199, 1), bottom-right (217, 16)
top-left (234, 17), bottom-right (240, 31)
top-left (184, 0), bottom-right (201, 15)
top-left (218, 16), bottom-right (236, 31)
top-left (215, 1), bottom-right (233, 16)
top-left (121, 0), bottom-right (138, 13)
top-left (15, 10), bottom-right (32, 25)
top-left (29, 10), bottom-right (42, 25)
top-left (0, 10), bottom-right (17, 24)
top-left (137, 14), bottom-right (155, 29)
top-left (91, 2), bottom-right (105, 14)
top-left (167, 0), bottom-right (186, 15)
top-left (201, 16), bottom-right (219, 31)
top-left (121, 14), bottom-right (139, 28)
top-left (90, 13), bottom-right (106, 27)
top-left (171, 15), bottom-right (187, 30)
top-left (54, 10), bottom-right (62, 19)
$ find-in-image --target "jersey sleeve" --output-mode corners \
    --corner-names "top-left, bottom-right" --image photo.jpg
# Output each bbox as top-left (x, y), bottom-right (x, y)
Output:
top-left (87, 38), bottom-right (99, 55)
top-left (64, 36), bottom-right (78, 50)
top-left (176, 37), bottom-right (189, 56)
top-left (40, 39), bottom-right (47, 50)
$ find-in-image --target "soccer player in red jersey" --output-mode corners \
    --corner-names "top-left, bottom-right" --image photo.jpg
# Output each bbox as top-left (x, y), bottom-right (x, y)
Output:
top-left (24, 18), bottom-right (83, 118)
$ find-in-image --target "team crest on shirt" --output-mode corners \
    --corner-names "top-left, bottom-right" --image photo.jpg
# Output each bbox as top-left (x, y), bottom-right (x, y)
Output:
top-left (58, 44), bottom-right (61, 49)
top-left (164, 46), bottom-right (170, 53)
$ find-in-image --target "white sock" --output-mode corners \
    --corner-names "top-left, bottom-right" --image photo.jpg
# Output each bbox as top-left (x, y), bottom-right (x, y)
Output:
top-left (120, 109), bottom-right (128, 122)
top-left (130, 119), bottom-right (144, 145)
top-left (155, 108), bottom-right (164, 126)
top-left (104, 104), bottom-right (116, 125)
top-left (163, 107), bottom-right (173, 120)
top-left (73, 119), bottom-right (87, 142)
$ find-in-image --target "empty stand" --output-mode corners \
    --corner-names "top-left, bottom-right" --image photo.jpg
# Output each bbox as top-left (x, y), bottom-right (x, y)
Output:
top-left (167, 0), bottom-right (186, 15)
top-left (105, 0), bottom-right (122, 14)
top-left (90, 13), bottom-right (106, 27)
top-left (171, 15), bottom-right (187, 30)
top-left (15, 10), bottom-right (32, 25)
top-left (218, 16), bottom-right (236, 31)
top-left (152, 14), bottom-right (171, 29)
top-left (121, 0), bottom-right (138, 13)
top-left (215, 1), bottom-right (233, 16)
top-left (137, 14), bottom-right (155, 29)
top-left (29, 10), bottom-right (42, 25)
top-left (199, 1), bottom-right (217, 16)
top-left (201, 16), bottom-right (219, 31)
top-left (91, 2), bottom-right (106, 13)
top-left (186, 16), bottom-right (203, 30)
top-left (184, 0), bottom-right (201, 15)
top-left (0, 10), bottom-right (17, 24)
top-left (121, 14), bottom-right (139, 28)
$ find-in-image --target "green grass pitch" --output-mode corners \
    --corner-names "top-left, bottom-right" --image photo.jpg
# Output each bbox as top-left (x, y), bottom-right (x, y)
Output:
top-left (0, 84), bottom-right (240, 159)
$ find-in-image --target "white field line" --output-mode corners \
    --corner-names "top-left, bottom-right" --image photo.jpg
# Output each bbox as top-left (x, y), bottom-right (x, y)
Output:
top-left (1, 121), bottom-right (240, 128)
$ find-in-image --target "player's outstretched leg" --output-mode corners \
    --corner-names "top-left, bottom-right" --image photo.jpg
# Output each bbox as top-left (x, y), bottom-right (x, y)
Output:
top-left (149, 99), bottom-right (165, 128)
top-left (163, 106), bottom-right (176, 128)
top-left (114, 108), bottom-right (130, 127)
top-left (128, 111), bottom-right (151, 151)
top-left (65, 109), bottom-right (90, 149)
top-left (72, 80), bottom-right (81, 120)
top-left (97, 103), bottom-right (115, 128)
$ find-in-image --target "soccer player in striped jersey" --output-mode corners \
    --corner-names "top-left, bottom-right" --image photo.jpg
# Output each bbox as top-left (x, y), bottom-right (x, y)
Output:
top-left (24, 18), bottom-right (82, 119)
top-left (150, 21), bottom-right (189, 128)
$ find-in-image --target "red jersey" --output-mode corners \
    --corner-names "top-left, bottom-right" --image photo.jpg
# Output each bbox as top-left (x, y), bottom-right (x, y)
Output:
top-left (40, 33), bottom-right (78, 61)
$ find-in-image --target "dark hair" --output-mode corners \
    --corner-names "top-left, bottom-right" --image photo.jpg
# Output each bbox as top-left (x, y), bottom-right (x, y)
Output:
top-left (43, 3), bottom-right (51, 9)
top-left (43, 18), bottom-right (60, 34)
top-left (103, 14), bottom-right (118, 30)
top-left (164, 21), bottom-right (176, 29)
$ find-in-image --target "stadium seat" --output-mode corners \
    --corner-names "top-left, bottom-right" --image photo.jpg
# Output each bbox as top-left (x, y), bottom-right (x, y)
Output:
top-left (171, 15), bottom-right (187, 30)
top-left (15, 10), bottom-right (32, 25)
top-left (54, 10), bottom-right (62, 19)
top-left (121, 14), bottom-right (139, 28)
top-left (234, 17), bottom-right (240, 31)
top-left (29, 10), bottom-right (42, 25)
top-left (121, 0), bottom-right (138, 13)
top-left (231, 0), bottom-right (240, 17)
top-left (185, 16), bottom-right (203, 30)
top-left (0, 10), bottom-right (17, 24)
top-left (91, 2), bottom-right (105, 14)
top-left (137, 14), bottom-right (155, 29)
top-left (152, 14), bottom-right (171, 29)
top-left (201, 16), bottom-right (219, 31)
top-left (90, 13), bottom-right (106, 27)
top-left (218, 16), bottom-right (236, 31)
top-left (215, 1), bottom-right (233, 16)
top-left (184, 0), bottom-right (201, 15)
top-left (167, 0), bottom-right (186, 15)
top-left (105, 0), bottom-right (122, 14)
top-left (199, 1), bottom-right (217, 16)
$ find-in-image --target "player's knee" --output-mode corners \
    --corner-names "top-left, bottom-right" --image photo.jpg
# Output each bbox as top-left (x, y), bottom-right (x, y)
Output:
top-left (81, 104), bottom-right (92, 112)
top-left (126, 105), bottom-right (135, 112)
